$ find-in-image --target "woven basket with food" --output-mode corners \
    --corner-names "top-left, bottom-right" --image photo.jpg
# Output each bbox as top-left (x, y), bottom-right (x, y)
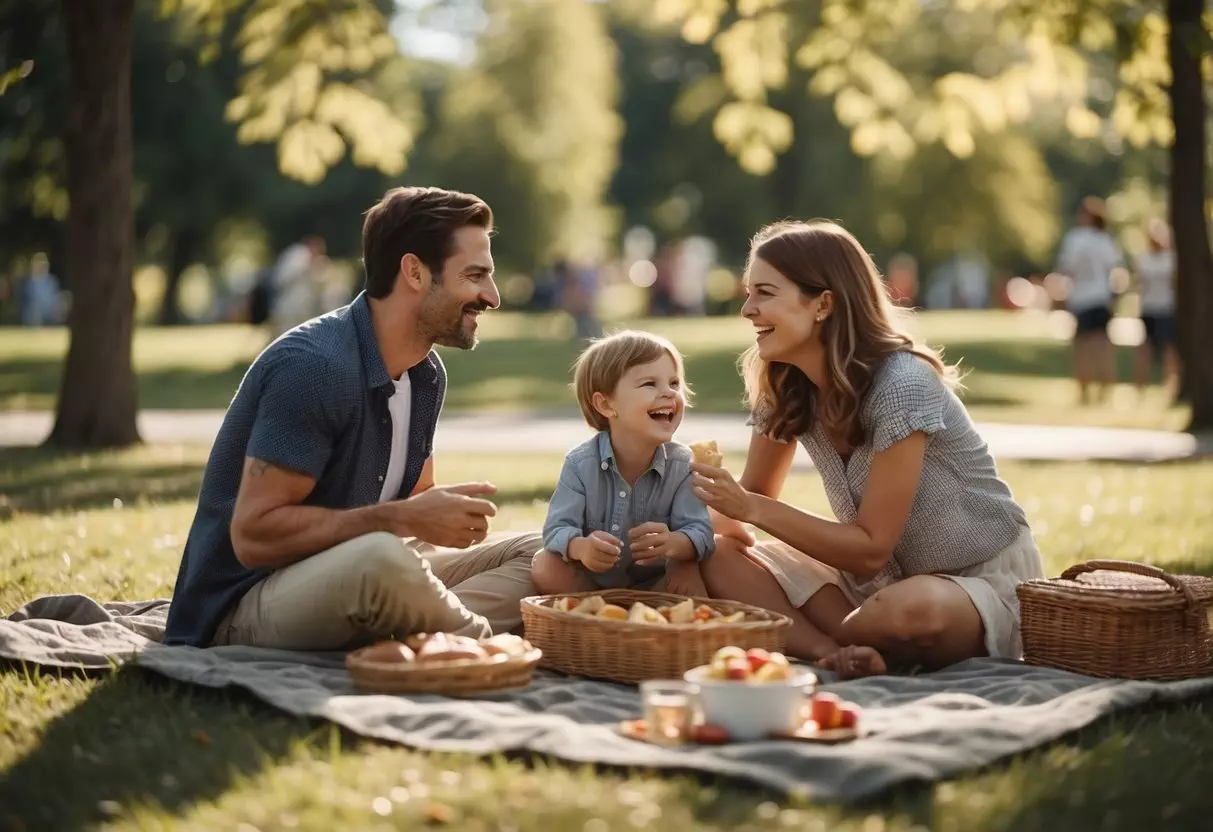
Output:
top-left (345, 632), bottom-right (541, 695)
top-left (1017, 559), bottom-right (1213, 681)
top-left (521, 589), bottom-right (791, 684)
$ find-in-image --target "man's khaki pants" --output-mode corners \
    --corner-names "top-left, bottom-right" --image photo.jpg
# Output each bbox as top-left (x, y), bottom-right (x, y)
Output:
top-left (212, 531), bottom-right (542, 650)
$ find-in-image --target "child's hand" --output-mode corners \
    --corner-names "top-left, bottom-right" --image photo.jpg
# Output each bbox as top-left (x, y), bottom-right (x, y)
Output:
top-left (629, 523), bottom-right (694, 564)
top-left (569, 531), bottom-right (622, 573)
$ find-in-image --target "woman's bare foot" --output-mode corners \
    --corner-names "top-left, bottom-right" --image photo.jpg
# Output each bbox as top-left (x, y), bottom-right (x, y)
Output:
top-left (817, 645), bottom-right (888, 679)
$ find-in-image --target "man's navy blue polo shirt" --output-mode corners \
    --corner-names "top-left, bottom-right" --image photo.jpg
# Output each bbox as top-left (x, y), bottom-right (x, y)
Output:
top-left (163, 292), bottom-right (446, 647)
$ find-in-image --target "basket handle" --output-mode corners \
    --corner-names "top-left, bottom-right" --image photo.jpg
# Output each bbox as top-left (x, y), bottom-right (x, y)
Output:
top-left (1060, 559), bottom-right (1198, 607)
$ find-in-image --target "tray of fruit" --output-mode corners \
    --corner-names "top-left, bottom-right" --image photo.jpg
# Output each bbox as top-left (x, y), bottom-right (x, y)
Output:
top-left (345, 632), bottom-right (541, 696)
top-left (521, 590), bottom-right (791, 684)
top-left (618, 646), bottom-right (867, 745)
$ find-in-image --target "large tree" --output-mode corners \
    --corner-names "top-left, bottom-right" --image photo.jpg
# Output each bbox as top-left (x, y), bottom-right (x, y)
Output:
top-left (1167, 0), bottom-right (1213, 424)
top-left (655, 0), bottom-right (1212, 428)
top-left (41, 0), bottom-right (417, 447)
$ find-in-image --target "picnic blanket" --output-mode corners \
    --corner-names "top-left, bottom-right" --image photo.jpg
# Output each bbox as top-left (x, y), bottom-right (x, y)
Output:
top-left (4, 594), bottom-right (1213, 802)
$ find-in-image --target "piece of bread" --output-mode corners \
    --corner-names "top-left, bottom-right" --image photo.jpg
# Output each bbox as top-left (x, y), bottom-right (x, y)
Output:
top-left (405, 633), bottom-right (435, 652)
top-left (359, 641), bottom-right (415, 664)
top-left (552, 597), bottom-right (576, 613)
top-left (480, 634), bottom-right (531, 658)
top-left (627, 601), bottom-right (668, 625)
top-left (573, 595), bottom-right (606, 616)
top-left (596, 603), bottom-right (629, 621)
top-left (666, 597), bottom-right (695, 624)
top-left (417, 633), bottom-right (488, 662)
top-left (689, 440), bottom-right (723, 467)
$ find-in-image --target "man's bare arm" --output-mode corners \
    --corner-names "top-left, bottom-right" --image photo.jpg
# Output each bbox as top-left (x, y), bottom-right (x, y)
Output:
top-left (230, 457), bottom-right (397, 570)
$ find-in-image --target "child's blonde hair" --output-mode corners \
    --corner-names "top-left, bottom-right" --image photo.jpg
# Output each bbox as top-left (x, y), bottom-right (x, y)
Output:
top-left (572, 330), bottom-right (692, 431)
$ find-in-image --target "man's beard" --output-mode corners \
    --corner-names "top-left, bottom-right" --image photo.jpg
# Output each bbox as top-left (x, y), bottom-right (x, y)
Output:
top-left (419, 290), bottom-right (486, 350)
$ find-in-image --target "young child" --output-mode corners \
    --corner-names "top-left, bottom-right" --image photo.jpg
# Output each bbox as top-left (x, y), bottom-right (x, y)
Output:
top-left (533, 330), bottom-right (715, 595)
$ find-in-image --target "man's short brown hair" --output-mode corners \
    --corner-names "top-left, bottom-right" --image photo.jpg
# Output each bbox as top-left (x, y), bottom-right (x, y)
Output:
top-left (361, 186), bottom-right (493, 298)
top-left (572, 330), bottom-right (692, 431)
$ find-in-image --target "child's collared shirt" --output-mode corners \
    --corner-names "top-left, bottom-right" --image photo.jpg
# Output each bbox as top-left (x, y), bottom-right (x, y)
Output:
top-left (542, 431), bottom-right (715, 588)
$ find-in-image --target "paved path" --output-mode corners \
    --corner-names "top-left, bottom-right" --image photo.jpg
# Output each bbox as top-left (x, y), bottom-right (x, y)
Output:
top-left (2, 409), bottom-right (1208, 464)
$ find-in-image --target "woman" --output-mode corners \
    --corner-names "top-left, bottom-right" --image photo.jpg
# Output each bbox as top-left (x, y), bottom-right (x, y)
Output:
top-left (1133, 218), bottom-right (1180, 398)
top-left (1055, 197), bottom-right (1122, 404)
top-left (689, 220), bottom-right (1044, 678)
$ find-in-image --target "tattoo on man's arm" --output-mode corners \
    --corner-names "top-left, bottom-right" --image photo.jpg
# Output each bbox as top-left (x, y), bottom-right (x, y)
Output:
top-left (249, 459), bottom-right (275, 476)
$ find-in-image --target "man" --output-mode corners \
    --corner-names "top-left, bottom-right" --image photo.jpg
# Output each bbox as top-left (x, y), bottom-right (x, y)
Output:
top-left (1056, 196), bottom-right (1122, 405)
top-left (163, 186), bottom-right (541, 649)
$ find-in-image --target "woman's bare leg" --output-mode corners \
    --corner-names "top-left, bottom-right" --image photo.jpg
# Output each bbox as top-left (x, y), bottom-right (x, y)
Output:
top-left (700, 537), bottom-right (842, 659)
top-left (831, 575), bottom-right (986, 673)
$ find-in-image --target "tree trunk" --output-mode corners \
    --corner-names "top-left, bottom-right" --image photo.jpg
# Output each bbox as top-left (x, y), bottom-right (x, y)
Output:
top-left (48, 0), bottom-right (140, 448)
top-left (1168, 0), bottom-right (1213, 430)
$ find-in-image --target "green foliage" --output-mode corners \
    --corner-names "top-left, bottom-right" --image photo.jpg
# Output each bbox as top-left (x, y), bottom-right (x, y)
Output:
top-left (655, 0), bottom-right (1175, 160)
top-left (647, 0), bottom-right (1190, 266)
top-left (425, 0), bottom-right (622, 272)
top-left (165, 0), bottom-right (419, 185)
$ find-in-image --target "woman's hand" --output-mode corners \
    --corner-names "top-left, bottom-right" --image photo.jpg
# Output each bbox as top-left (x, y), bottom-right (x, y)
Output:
top-left (691, 463), bottom-right (757, 523)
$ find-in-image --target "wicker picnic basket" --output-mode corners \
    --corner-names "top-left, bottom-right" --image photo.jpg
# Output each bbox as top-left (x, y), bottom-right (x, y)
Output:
top-left (520, 590), bottom-right (791, 684)
top-left (345, 644), bottom-right (543, 696)
top-left (1017, 560), bottom-right (1213, 681)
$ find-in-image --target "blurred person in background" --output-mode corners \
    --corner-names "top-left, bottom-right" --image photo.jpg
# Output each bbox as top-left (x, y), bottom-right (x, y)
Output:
top-left (1055, 197), bottom-right (1121, 404)
top-left (1133, 218), bottom-right (1180, 398)
top-left (556, 258), bottom-right (602, 341)
top-left (20, 253), bottom-right (62, 327)
top-left (269, 235), bottom-right (327, 338)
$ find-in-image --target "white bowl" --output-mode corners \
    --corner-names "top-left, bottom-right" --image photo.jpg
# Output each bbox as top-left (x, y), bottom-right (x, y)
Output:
top-left (683, 664), bottom-right (817, 741)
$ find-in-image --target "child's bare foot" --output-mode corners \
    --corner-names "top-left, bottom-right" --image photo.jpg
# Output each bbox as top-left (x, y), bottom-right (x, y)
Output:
top-left (664, 561), bottom-right (709, 598)
top-left (817, 645), bottom-right (888, 679)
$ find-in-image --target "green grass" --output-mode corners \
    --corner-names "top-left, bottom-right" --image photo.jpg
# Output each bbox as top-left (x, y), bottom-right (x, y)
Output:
top-left (3, 445), bottom-right (1213, 829)
top-left (0, 309), bottom-right (1192, 430)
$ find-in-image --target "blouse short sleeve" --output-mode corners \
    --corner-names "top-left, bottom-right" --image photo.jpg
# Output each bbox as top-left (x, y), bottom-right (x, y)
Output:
top-left (745, 396), bottom-right (790, 443)
top-left (866, 353), bottom-right (948, 453)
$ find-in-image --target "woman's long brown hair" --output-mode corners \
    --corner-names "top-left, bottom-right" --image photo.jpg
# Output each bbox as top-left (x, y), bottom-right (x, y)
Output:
top-left (741, 221), bottom-right (959, 447)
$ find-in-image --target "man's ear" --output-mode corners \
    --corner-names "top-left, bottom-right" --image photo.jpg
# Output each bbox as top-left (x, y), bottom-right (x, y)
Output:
top-left (398, 253), bottom-right (429, 293)
top-left (591, 391), bottom-right (615, 420)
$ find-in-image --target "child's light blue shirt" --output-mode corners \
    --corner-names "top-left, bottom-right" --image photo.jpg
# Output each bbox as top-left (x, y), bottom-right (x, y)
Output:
top-left (542, 431), bottom-right (716, 589)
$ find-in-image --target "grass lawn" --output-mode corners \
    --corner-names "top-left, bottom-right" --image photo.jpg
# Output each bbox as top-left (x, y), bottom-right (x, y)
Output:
top-left (0, 309), bottom-right (1192, 431)
top-left (2, 445), bottom-right (1212, 830)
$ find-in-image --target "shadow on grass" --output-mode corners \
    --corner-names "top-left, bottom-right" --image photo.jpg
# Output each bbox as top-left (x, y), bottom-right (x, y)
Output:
top-left (0, 665), bottom-right (340, 831)
top-left (0, 445), bottom-right (553, 517)
top-left (0, 447), bottom-right (207, 514)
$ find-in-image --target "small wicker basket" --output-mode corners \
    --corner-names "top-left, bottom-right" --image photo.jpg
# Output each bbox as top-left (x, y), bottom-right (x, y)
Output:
top-left (521, 590), bottom-right (791, 684)
top-left (1017, 559), bottom-right (1213, 681)
top-left (345, 645), bottom-right (543, 696)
